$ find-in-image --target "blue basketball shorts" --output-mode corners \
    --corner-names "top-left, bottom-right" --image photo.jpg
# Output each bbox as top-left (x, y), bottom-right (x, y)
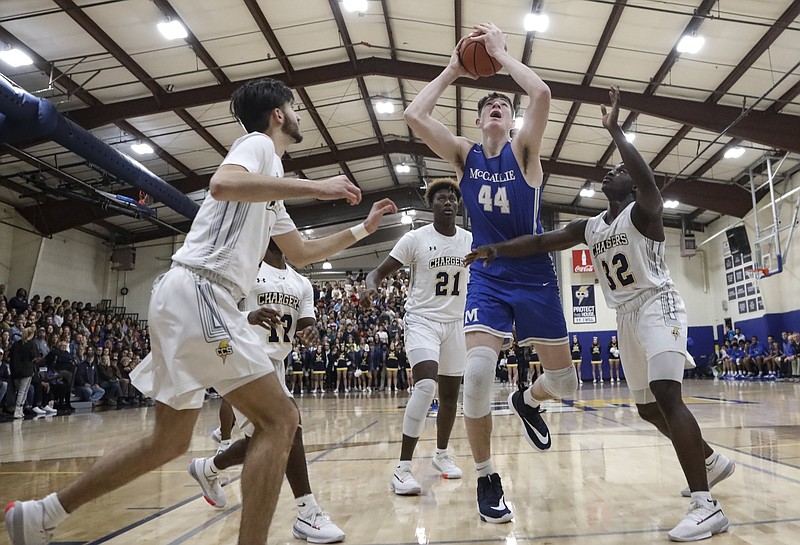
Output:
top-left (463, 273), bottom-right (568, 346)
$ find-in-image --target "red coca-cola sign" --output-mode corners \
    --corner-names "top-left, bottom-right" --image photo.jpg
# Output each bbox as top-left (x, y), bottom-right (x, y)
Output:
top-left (572, 249), bottom-right (594, 273)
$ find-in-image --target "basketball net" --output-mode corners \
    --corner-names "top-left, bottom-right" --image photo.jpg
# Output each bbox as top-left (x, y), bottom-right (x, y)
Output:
top-left (138, 191), bottom-right (154, 206)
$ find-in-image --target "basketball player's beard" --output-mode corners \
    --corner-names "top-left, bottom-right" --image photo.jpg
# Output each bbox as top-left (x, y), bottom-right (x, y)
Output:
top-left (282, 118), bottom-right (303, 143)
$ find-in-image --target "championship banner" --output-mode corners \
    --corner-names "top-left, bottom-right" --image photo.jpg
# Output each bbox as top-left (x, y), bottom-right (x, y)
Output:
top-left (572, 249), bottom-right (594, 273)
top-left (572, 284), bottom-right (596, 324)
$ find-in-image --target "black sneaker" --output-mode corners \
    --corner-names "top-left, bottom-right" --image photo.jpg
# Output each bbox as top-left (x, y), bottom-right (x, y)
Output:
top-left (476, 473), bottom-right (513, 523)
top-left (508, 390), bottom-right (551, 450)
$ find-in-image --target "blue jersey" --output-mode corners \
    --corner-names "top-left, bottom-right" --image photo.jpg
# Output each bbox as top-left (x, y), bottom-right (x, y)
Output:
top-left (461, 142), bottom-right (556, 286)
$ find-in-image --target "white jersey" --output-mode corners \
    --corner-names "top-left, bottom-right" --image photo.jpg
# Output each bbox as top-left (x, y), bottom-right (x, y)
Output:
top-left (584, 202), bottom-right (671, 309)
top-left (389, 224), bottom-right (472, 322)
top-left (172, 132), bottom-right (296, 300)
top-left (242, 261), bottom-right (315, 361)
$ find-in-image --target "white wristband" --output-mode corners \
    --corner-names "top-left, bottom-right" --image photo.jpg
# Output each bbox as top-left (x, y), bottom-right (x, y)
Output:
top-left (349, 223), bottom-right (369, 241)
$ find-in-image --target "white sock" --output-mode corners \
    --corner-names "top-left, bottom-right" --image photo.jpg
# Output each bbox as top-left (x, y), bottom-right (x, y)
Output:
top-left (42, 493), bottom-right (69, 527)
top-left (204, 457), bottom-right (219, 478)
top-left (522, 387), bottom-right (540, 409)
top-left (435, 447), bottom-right (447, 456)
top-left (396, 460), bottom-right (412, 470)
top-left (705, 452), bottom-right (718, 467)
top-left (475, 459), bottom-right (494, 477)
top-left (296, 493), bottom-right (318, 513)
top-left (690, 491), bottom-right (713, 504)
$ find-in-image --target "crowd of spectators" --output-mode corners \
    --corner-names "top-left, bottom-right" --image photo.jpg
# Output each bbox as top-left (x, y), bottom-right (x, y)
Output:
top-left (713, 325), bottom-right (799, 380)
top-left (0, 284), bottom-right (152, 419)
top-left (3, 276), bottom-right (798, 417)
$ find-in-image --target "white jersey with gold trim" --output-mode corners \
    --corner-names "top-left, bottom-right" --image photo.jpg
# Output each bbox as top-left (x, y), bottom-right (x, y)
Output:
top-left (584, 202), bottom-right (671, 309)
top-left (242, 261), bottom-right (315, 361)
top-left (389, 224), bottom-right (472, 322)
top-left (172, 132), bottom-right (296, 300)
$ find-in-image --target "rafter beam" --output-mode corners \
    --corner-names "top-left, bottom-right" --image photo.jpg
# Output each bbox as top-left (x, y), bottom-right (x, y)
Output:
top-left (61, 57), bottom-right (800, 155)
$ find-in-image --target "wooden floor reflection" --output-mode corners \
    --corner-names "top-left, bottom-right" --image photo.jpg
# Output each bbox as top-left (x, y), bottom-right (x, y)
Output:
top-left (2, 379), bottom-right (799, 545)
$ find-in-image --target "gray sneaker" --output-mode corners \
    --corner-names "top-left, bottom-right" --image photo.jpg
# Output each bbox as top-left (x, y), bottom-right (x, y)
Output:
top-left (680, 453), bottom-right (735, 497)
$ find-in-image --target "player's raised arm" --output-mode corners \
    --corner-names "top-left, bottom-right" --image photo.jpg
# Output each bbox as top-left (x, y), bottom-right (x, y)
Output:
top-left (602, 86), bottom-right (660, 217)
top-left (404, 38), bottom-right (474, 174)
top-left (210, 166), bottom-right (361, 205)
top-left (466, 218), bottom-right (588, 266)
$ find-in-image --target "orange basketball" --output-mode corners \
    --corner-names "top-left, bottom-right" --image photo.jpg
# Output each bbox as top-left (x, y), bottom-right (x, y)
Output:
top-left (458, 35), bottom-right (501, 78)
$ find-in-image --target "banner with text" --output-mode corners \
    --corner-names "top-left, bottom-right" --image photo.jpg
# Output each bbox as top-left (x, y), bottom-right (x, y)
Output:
top-left (572, 284), bottom-right (597, 324)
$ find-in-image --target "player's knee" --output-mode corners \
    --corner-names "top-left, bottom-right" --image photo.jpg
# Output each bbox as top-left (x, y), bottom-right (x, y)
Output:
top-left (402, 378), bottom-right (436, 438)
top-left (462, 346), bottom-right (497, 418)
top-left (636, 401), bottom-right (661, 424)
top-left (540, 365), bottom-right (579, 399)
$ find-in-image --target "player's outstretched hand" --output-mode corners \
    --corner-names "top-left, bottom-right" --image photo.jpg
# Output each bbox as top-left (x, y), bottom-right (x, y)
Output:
top-left (297, 325), bottom-right (319, 347)
top-left (473, 22), bottom-right (507, 59)
top-left (449, 36), bottom-right (479, 80)
top-left (247, 307), bottom-right (282, 329)
top-left (600, 85), bottom-right (621, 131)
top-left (465, 245), bottom-right (498, 266)
top-left (317, 175), bottom-right (362, 205)
top-left (363, 198), bottom-right (398, 233)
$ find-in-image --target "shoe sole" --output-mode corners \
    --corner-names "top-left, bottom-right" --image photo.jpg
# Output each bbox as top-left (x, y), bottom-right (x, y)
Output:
top-left (680, 461), bottom-right (736, 497)
top-left (390, 481), bottom-right (421, 495)
top-left (432, 460), bottom-right (463, 480)
top-left (478, 510), bottom-right (514, 524)
top-left (668, 521), bottom-right (729, 542)
top-left (292, 527), bottom-right (346, 543)
top-left (5, 502), bottom-right (23, 545)
top-left (507, 392), bottom-right (551, 451)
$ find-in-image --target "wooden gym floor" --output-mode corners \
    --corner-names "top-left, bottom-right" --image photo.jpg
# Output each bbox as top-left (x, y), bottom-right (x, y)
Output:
top-left (1, 378), bottom-right (799, 545)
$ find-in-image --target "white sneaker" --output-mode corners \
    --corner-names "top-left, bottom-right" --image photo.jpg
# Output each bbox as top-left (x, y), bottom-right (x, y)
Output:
top-left (5, 499), bottom-right (55, 545)
top-left (668, 498), bottom-right (728, 541)
top-left (13, 407), bottom-right (24, 419)
top-left (43, 406), bottom-right (57, 415)
top-left (680, 453), bottom-right (735, 497)
top-left (210, 427), bottom-right (222, 443)
top-left (32, 407), bottom-right (46, 415)
top-left (215, 439), bottom-right (232, 456)
top-left (432, 452), bottom-right (462, 479)
top-left (187, 458), bottom-right (226, 508)
top-left (390, 465), bottom-right (422, 495)
top-left (292, 508), bottom-right (345, 543)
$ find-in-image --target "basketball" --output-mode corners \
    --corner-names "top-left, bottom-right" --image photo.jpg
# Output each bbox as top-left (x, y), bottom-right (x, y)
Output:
top-left (458, 34), bottom-right (502, 78)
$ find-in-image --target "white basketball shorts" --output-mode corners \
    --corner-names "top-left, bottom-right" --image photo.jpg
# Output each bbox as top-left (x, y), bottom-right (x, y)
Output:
top-left (616, 287), bottom-right (695, 401)
top-left (403, 312), bottom-right (466, 377)
top-left (130, 266), bottom-right (274, 410)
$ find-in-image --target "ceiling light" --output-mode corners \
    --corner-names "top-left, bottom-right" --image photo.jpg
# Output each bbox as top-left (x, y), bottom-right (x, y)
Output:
top-left (676, 35), bottom-right (704, 54)
top-left (375, 100), bottom-right (395, 114)
top-left (0, 48), bottom-right (33, 67)
top-left (579, 187), bottom-right (595, 198)
top-left (523, 13), bottom-right (550, 33)
top-left (664, 200), bottom-right (680, 208)
top-left (322, 261), bottom-right (333, 270)
top-left (407, 209), bottom-right (416, 216)
top-left (513, 116), bottom-right (524, 130)
top-left (131, 142), bottom-right (154, 155)
top-left (624, 132), bottom-right (636, 143)
top-left (395, 163), bottom-right (411, 174)
top-left (343, 0), bottom-right (368, 13)
top-left (724, 147), bottom-right (745, 159)
top-left (401, 214), bottom-right (413, 225)
top-left (157, 20), bottom-right (188, 40)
